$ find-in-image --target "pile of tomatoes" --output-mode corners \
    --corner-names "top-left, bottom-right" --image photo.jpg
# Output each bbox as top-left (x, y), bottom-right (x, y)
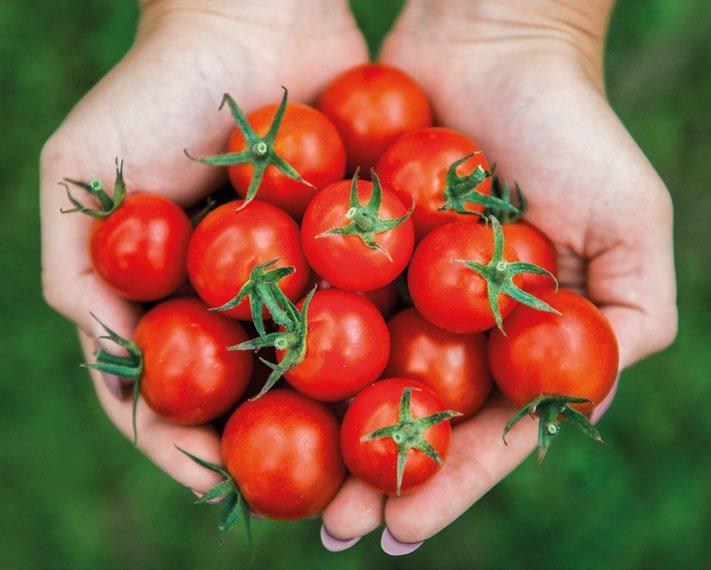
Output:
top-left (62, 63), bottom-right (619, 542)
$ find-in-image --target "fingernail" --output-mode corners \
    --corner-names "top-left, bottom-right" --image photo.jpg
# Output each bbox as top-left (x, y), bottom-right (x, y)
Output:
top-left (250, 510), bottom-right (265, 519)
top-left (380, 527), bottom-right (423, 556)
top-left (590, 378), bottom-right (619, 424)
top-left (320, 524), bottom-right (361, 552)
top-left (191, 489), bottom-right (226, 505)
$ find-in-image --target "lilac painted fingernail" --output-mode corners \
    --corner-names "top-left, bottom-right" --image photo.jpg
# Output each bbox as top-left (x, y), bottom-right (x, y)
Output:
top-left (250, 510), bottom-right (265, 519)
top-left (380, 527), bottom-right (423, 556)
top-left (590, 377), bottom-right (619, 424)
top-left (191, 489), bottom-right (226, 505)
top-left (320, 524), bottom-right (361, 552)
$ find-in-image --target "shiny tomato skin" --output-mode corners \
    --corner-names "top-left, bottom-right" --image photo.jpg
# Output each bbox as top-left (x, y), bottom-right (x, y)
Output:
top-left (317, 63), bottom-right (432, 173)
top-left (316, 277), bottom-right (400, 319)
top-left (408, 221), bottom-right (522, 333)
top-left (89, 194), bottom-right (191, 301)
top-left (488, 289), bottom-right (619, 415)
top-left (277, 289), bottom-right (390, 401)
top-left (301, 179), bottom-right (414, 292)
top-left (187, 200), bottom-right (309, 320)
top-left (385, 308), bottom-right (492, 421)
top-left (376, 127), bottom-right (493, 241)
top-left (227, 102), bottom-right (346, 218)
top-left (221, 389), bottom-right (345, 520)
top-left (502, 222), bottom-right (558, 291)
top-left (135, 297), bottom-right (253, 424)
top-left (341, 378), bottom-right (451, 496)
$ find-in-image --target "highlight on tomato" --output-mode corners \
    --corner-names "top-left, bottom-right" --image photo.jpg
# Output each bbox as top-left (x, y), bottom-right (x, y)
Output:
top-left (341, 378), bottom-right (459, 496)
top-left (186, 87), bottom-right (346, 218)
top-left (88, 298), bottom-right (253, 443)
top-left (61, 159), bottom-right (192, 301)
top-left (301, 169), bottom-right (414, 292)
top-left (488, 288), bottom-right (619, 463)
top-left (317, 63), bottom-right (432, 173)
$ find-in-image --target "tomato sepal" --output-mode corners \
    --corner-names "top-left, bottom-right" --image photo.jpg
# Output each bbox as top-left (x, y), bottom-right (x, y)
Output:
top-left (455, 216), bottom-right (560, 333)
top-left (60, 158), bottom-right (126, 219)
top-left (175, 446), bottom-right (253, 553)
top-left (210, 258), bottom-right (297, 337)
top-left (361, 386), bottom-right (460, 496)
top-left (503, 394), bottom-right (605, 464)
top-left (316, 169), bottom-right (412, 262)
top-left (483, 179), bottom-right (526, 223)
top-left (439, 153), bottom-right (518, 217)
top-left (184, 88), bottom-right (316, 211)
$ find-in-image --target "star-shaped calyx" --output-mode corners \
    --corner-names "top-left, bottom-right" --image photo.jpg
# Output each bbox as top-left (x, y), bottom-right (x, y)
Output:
top-left (60, 158), bottom-right (126, 218)
top-left (361, 386), bottom-right (460, 496)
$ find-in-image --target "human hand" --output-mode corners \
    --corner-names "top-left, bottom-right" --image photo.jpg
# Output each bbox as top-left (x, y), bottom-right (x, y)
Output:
top-left (321, 0), bottom-right (677, 554)
top-left (41, 0), bottom-right (366, 495)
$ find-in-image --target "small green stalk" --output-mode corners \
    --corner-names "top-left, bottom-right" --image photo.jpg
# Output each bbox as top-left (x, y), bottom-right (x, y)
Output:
top-left (85, 313), bottom-right (143, 445)
top-left (175, 446), bottom-right (253, 553)
top-left (439, 153), bottom-right (519, 217)
top-left (361, 387), bottom-right (460, 496)
top-left (184, 87), bottom-right (315, 211)
top-left (316, 168), bottom-right (412, 262)
top-left (503, 395), bottom-right (605, 464)
top-left (210, 258), bottom-right (297, 338)
top-left (456, 216), bottom-right (560, 334)
top-left (60, 158), bottom-right (126, 218)
top-left (190, 196), bottom-right (217, 227)
top-left (483, 177), bottom-right (527, 223)
top-left (228, 286), bottom-right (317, 399)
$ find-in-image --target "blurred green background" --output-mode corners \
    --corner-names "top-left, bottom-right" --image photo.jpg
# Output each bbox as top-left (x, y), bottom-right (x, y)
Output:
top-left (1, 0), bottom-right (709, 568)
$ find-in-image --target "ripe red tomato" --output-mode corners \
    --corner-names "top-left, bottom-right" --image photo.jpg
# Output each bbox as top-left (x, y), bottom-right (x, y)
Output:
top-left (301, 175), bottom-right (414, 292)
top-left (221, 389), bottom-right (345, 520)
top-left (341, 378), bottom-right (455, 496)
top-left (376, 127), bottom-right (494, 241)
top-left (316, 277), bottom-right (400, 319)
top-left (385, 308), bottom-right (492, 421)
top-left (227, 102), bottom-right (346, 218)
top-left (277, 289), bottom-right (390, 401)
top-left (187, 200), bottom-right (309, 320)
top-left (135, 298), bottom-right (253, 424)
top-left (89, 194), bottom-right (192, 301)
top-left (317, 63), bottom-right (432, 172)
top-left (502, 222), bottom-right (558, 291)
top-left (488, 289), bottom-right (618, 415)
top-left (408, 221), bottom-right (523, 333)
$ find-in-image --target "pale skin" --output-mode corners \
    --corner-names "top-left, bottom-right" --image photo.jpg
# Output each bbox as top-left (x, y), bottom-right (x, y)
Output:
top-left (41, 0), bottom-right (677, 553)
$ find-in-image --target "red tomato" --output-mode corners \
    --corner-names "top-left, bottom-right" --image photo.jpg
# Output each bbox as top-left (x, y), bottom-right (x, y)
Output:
top-left (89, 194), bottom-right (191, 301)
top-left (221, 389), bottom-right (345, 520)
top-left (488, 289), bottom-right (618, 415)
top-left (502, 222), bottom-right (558, 291)
top-left (316, 277), bottom-right (400, 319)
top-left (135, 298), bottom-right (253, 424)
top-left (341, 378), bottom-right (454, 496)
top-left (226, 102), bottom-right (346, 218)
top-left (385, 308), bottom-right (492, 421)
top-left (376, 127), bottom-right (493, 241)
top-left (277, 289), bottom-right (390, 401)
top-left (187, 200), bottom-right (309, 320)
top-left (408, 221), bottom-right (523, 333)
top-left (317, 63), bottom-right (432, 172)
top-left (301, 176), bottom-right (414, 292)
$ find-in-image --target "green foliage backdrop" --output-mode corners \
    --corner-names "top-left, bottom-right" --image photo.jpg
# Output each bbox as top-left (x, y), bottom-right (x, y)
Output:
top-left (0, 0), bottom-right (709, 568)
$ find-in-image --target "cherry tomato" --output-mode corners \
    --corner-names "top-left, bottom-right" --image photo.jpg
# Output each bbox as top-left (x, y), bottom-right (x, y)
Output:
top-left (502, 221), bottom-right (558, 291)
top-left (315, 277), bottom-right (400, 319)
top-left (317, 63), bottom-right (432, 172)
top-left (226, 102), bottom-right (346, 218)
top-left (408, 221), bottom-right (523, 333)
top-left (187, 200), bottom-right (309, 320)
top-left (376, 127), bottom-right (493, 241)
top-left (341, 378), bottom-right (454, 496)
top-left (221, 389), bottom-right (345, 520)
top-left (301, 176), bottom-right (414, 292)
top-left (89, 194), bottom-right (192, 301)
top-left (277, 289), bottom-right (390, 401)
top-left (385, 308), bottom-right (492, 421)
top-left (134, 298), bottom-right (253, 424)
top-left (488, 289), bottom-right (619, 415)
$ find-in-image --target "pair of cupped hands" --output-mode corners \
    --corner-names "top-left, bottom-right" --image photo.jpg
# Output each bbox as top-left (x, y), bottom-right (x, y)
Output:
top-left (40, 0), bottom-right (676, 556)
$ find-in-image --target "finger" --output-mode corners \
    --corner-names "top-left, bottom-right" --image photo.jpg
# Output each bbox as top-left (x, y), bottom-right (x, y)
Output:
top-left (79, 331), bottom-right (224, 493)
top-left (321, 476), bottom-right (385, 541)
top-left (383, 393), bottom-right (537, 543)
